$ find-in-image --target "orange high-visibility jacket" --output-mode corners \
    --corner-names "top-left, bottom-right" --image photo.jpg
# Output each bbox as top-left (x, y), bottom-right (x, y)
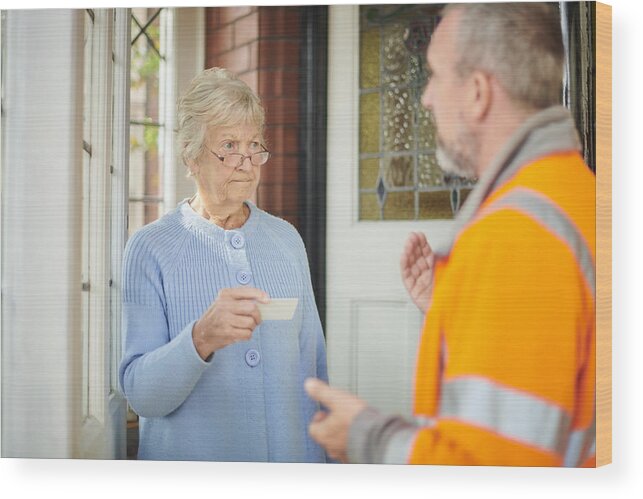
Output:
top-left (410, 151), bottom-right (596, 466)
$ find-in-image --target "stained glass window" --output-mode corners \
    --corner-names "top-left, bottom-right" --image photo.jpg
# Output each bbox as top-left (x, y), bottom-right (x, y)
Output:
top-left (359, 4), bottom-right (475, 221)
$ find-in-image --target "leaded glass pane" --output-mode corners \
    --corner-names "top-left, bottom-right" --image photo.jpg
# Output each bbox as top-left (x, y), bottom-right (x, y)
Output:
top-left (360, 28), bottom-right (380, 88)
top-left (382, 24), bottom-right (410, 86)
top-left (358, 3), bottom-right (476, 221)
top-left (418, 191), bottom-right (453, 219)
top-left (418, 153), bottom-right (442, 187)
top-left (360, 193), bottom-right (380, 221)
top-left (383, 86), bottom-right (413, 152)
top-left (360, 158), bottom-right (380, 189)
top-left (383, 191), bottom-right (415, 220)
top-left (359, 92), bottom-right (380, 154)
top-left (416, 104), bottom-right (437, 151)
top-left (384, 155), bottom-right (414, 188)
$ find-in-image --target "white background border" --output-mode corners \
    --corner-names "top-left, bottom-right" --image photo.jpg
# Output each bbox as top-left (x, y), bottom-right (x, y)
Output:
top-left (1, 0), bottom-right (640, 497)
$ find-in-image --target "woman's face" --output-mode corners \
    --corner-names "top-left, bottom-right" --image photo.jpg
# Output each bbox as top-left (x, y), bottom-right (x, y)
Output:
top-left (193, 123), bottom-right (264, 208)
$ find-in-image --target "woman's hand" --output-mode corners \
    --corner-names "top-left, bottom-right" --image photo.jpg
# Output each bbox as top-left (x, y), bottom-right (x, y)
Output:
top-left (192, 287), bottom-right (270, 360)
top-left (400, 231), bottom-right (435, 314)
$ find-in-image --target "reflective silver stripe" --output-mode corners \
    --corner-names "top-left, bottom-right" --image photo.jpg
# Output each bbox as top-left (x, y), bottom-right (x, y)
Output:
top-left (382, 427), bottom-right (418, 465)
top-left (563, 409), bottom-right (596, 467)
top-left (382, 416), bottom-right (436, 464)
top-left (482, 187), bottom-right (595, 298)
top-left (414, 415), bottom-right (437, 428)
top-left (563, 429), bottom-right (595, 467)
top-left (439, 377), bottom-right (572, 455)
top-left (587, 439), bottom-right (596, 458)
top-left (564, 430), bottom-right (584, 466)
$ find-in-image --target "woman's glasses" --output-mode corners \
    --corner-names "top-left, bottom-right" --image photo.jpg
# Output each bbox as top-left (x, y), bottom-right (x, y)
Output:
top-left (209, 148), bottom-right (271, 168)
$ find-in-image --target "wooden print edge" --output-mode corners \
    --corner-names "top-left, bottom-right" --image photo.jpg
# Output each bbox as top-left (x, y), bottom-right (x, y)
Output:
top-left (595, 0), bottom-right (612, 467)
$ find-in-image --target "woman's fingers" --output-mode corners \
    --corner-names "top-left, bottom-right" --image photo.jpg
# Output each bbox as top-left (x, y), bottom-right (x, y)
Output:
top-left (219, 286), bottom-right (269, 303)
top-left (201, 289), bottom-right (267, 344)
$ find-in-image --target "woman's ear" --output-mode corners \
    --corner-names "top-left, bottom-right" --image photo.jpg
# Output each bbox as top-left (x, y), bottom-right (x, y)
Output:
top-left (186, 158), bottom-right (200, 177)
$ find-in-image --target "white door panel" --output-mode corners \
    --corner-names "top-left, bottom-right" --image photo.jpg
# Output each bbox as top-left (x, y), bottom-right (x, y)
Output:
top-left (353, 300), bottom-right (422, 414)
top-left (326, 5), bottom-right (453, 416)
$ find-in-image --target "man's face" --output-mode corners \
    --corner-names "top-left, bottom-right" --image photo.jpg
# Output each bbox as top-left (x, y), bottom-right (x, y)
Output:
top-left (420, 10), bottom-right (478, 179)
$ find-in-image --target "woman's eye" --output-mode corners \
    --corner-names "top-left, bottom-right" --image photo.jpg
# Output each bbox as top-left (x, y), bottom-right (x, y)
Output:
top-left (221, 141), bottom-right (235, 151)
top-left (249, 142), bottom-right (261, 151)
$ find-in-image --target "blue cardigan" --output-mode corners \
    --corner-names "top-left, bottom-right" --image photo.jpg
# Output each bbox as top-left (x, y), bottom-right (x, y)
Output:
top-left (119, 200), bottom-right (328, 462)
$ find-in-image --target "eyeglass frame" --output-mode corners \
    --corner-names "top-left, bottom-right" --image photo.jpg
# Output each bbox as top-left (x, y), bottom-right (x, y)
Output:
top-left (208, 146), bottom-right (271, 168)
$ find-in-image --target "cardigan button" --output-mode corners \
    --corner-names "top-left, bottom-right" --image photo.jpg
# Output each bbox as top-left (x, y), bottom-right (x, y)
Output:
top-left (236, 270), bottom-right (252, 285)
top-left (230, 233), bottom-right (245, 249)
top-left (245, 349), bottom-right (261, 367)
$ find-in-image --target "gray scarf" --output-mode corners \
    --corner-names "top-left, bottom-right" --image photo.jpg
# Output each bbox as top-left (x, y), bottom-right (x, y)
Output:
top-left (435, 105), bottom-right (582, 256)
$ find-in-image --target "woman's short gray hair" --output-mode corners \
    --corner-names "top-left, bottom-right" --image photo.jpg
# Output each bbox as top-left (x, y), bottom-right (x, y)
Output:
top-left (445, 2), bottom-right (564, 110)
top-left (177, 67), bottom-right (265, 165)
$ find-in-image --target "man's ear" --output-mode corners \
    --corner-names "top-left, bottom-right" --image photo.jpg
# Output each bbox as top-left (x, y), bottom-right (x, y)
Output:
top-left (469, 69), bottom-right (492, 121)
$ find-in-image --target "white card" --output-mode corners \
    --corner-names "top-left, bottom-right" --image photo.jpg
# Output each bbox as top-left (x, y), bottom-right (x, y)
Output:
top-left (257, 298), bottom-right (298, 321)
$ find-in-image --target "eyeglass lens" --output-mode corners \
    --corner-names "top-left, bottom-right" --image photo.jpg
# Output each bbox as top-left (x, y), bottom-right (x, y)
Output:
top-left (222, 151), bottom-right (270, 168)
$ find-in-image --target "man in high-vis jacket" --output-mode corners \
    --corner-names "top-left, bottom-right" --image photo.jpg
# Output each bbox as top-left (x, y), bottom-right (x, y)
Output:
top-left (305, 2), bottom-right (596, 467)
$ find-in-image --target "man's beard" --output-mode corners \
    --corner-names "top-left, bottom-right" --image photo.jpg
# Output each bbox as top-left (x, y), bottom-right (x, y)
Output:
top-left (435, 127), bottom-right (478, 180)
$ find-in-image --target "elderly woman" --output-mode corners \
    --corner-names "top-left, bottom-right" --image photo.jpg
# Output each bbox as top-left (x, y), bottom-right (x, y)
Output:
top-left (119, 68), bottom-right (328, 462)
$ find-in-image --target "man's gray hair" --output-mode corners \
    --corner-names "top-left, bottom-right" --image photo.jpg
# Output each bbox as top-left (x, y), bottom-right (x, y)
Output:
top-left (446, 2), bottom-right (564, 110)
top-left (177, 67), bottom-right (265, 165)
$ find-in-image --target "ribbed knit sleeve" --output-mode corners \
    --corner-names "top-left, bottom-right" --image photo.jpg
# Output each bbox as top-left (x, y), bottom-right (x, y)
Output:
top-left (295, 236), bottom-right (329, 462)
top-left (290, 230), bottom-right (328, 378)
top-left (118, 223), bottom-right (211, 418)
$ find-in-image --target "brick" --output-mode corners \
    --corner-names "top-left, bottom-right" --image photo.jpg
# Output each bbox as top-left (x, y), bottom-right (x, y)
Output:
top-left (258, 161), bottom-right (300, 225)
top-left (248, 40), bottom-right (259, 71)
top-left (206, 56), bottom-right (227, 71)
top-left (282, 7), bottom-right (301, 35)
top-left (264, 98), bottom-right (299, 126)
top-left (283, 126), bottom-right (299, 154)
top-left (239, 70), bottom-right (258, 95)
top-left (206, 8), bottom-right (220, 30)
top-left (282, 70), bottom-right (300, 97)
top-left (260, 71), bottom-right (277, 93)
top-left (259, 6), bottom-right (301, 38)
top-left (281, 158), bottom-right (302, 175)
top-left (258, 69), bottom-right (299, 98)
top-left (220, 45), bottom-right (251, 76)
top-left (234, 11), bottom-right (259, 47)
top-left (265, 126), bottom-right (299, 157)
top-left (258, 39), bottom-right (301, 69)
top-left (209, 24), bottom-right (233, 55)
top-left (266, 158), bottom-right (284, 184)
top-left (258, 72), bottom-right (278, 98)
top-left (282, 162), bottom-right (300, 203)
top-left (282, 213), bottom-right (299, 228)
top-left (264, 126), bottom-right (283, 153)
top-left (220, 6), bottom-right (255, 26)
top-left (258, 7), bottom-right (280, 36)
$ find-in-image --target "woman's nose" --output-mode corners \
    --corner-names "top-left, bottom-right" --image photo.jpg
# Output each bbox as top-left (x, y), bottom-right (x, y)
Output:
top-left (236, 155), bottom-right (253, 171)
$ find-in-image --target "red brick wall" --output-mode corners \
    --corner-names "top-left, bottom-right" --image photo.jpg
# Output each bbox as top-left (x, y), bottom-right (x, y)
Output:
top-left (205, 6), bottom-right (302, 229)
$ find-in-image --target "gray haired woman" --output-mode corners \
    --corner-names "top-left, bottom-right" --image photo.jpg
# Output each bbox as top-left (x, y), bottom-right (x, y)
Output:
top-left (119, 68), bottom-right (328, 462)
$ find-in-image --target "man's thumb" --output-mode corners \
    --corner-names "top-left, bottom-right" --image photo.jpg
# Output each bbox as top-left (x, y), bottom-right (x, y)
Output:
top-left (305, 377), bottom-right (332, 405)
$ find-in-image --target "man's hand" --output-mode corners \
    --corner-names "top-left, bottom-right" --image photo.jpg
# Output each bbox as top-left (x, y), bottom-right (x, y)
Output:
top-left (305, 378), bottom-right (368, 463)
top-left (400, 231), bottom-right (435, 314)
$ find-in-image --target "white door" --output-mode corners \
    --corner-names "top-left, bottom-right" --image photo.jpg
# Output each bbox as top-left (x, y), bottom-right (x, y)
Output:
top-left (325, 5), bottom-right (455, 416)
